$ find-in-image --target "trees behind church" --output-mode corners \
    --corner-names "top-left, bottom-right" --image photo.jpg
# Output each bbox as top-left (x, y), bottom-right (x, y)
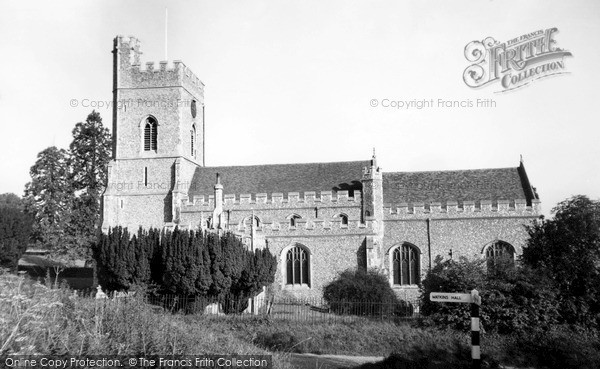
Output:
top-left (0, 194), bottom-right (33, 270)
top-left (23, 111), bottom-right (111, 265)
top-left (93, 226), bottom-right (277, 306)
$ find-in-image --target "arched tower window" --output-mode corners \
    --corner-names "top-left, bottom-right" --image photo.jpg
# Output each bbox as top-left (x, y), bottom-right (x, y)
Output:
top-left (144, 117), bottom-right (158, 151)
top-left (392, 243), bottom-right (420, 285)
top-left (286, 245), bottom-right (310, 286)
top-left (190, 125), bottom-right (196, 158)
top-left (485, 240), bottom-right (515, 269)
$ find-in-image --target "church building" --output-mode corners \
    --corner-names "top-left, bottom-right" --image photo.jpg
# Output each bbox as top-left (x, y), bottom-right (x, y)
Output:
top-left (102, 36), bottom-right (541, 300)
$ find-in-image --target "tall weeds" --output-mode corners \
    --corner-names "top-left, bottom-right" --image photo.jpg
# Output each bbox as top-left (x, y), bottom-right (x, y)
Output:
top-left (0, 271), bottom-right (292, 368)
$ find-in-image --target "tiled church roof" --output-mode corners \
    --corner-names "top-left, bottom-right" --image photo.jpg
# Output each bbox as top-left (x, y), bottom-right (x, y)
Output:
top-left (382, 164), bottom-right (538, 205)
top-left (189, 160), bottom-right (369, 199)
top-left (189, 159), bottom-right (538, 205)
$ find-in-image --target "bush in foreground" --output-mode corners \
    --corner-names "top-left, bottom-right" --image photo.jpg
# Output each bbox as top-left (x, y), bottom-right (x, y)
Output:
top-left (419, 256), bottom-right (559, 334)
top-left (323, 268), bottom-right (412, 317)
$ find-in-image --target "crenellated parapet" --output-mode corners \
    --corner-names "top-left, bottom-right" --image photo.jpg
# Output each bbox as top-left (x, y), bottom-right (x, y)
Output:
top-left (384, 198), bottom-right (541, 219)
top-left (203, 217), bottom-right (377, 235)
top-left (114, 35), bottom-right (204, 99)
top-left (182, 190), bottom-right (362, 209)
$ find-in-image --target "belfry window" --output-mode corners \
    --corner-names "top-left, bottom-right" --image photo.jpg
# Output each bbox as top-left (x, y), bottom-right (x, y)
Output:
top-left (286, 245), bottom-right (310, 286)
top-left (337, 213), bottom-right (349, 226)
top-left (191, 125), bottom-right (196, 158)
top-left (289, 214), bottom-right (301, 227)
top-left (144, 117), bottom-right (158, 151)
top-left (392, 243), bottom-right (420, 285)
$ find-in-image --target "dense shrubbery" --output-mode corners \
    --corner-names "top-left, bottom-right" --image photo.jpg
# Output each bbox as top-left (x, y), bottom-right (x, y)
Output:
top-left (420, 256), bottom-right (559, 333)
top-left (421, 196), bottom-right (600, 334)
top-left (499, 326), bottom-right (600, 369)
top-left (92, 227), bottom-right (277, 310)
top-left (522, 195), bottom-right (600, 328)
top-left (323, 268), bottom-right (412, 316)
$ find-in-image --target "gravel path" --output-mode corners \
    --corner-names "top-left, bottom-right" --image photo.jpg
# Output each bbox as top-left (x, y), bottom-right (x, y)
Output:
top-left (289, 353), bottom-right (385, 369)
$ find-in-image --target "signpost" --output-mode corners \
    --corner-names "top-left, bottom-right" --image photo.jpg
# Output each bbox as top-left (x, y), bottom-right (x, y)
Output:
top-left (430, 290), bottom-right (482, 369)
top-left (430, 292), bottom-right (472, 303)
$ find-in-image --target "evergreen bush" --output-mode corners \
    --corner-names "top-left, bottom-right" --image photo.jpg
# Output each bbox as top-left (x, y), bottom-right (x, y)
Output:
top-left (92, 226), bottom-right (277, 313)
top-left (323, 268), bottom-right (412, 316)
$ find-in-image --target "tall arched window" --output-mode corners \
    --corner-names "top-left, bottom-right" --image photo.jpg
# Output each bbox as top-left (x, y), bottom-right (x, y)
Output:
top-left (286, 245), bottom-right (310, 286)
top-left (485, 240), bottom-right (515, 269)
top-left (392, 243), bottom-right (420, 285)
top-left (144, 117), bottom-right (158, 151)
top-left (190, 125), bottom-right (196, 158)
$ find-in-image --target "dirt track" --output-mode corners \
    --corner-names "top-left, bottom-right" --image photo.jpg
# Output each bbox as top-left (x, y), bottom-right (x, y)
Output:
top-left (289, 353), bottom-right (385, 369)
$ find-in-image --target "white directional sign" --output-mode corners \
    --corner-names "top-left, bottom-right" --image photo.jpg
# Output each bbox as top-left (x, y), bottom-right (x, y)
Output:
top-left (430, 292), bottom-right (473, 303)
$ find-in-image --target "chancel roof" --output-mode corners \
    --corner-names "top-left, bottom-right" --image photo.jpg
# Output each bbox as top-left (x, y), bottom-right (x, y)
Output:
top-left (382, 164), bottom-right (538, 206)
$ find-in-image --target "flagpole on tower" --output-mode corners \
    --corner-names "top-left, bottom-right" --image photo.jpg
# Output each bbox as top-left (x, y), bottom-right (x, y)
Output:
top-left (165, 8), bottom-right (168, 60)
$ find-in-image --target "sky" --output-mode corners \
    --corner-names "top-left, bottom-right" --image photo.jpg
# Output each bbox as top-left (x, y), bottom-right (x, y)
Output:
top-left (0, 0), bottom-right (599, 217)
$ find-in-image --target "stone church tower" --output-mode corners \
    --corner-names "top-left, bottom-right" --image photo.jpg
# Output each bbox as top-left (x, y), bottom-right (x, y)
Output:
top-left (103, 36), bottom-right (205, 230)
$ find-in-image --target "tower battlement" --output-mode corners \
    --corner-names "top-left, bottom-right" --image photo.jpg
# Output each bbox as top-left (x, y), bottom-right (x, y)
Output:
top-left (113, 35), bottom-right (204, 98)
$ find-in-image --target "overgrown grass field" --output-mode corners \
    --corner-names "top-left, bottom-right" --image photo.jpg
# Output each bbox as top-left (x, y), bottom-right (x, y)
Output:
top-left (0, 271), bottom-right (293, 367)
top-left (1, 271), bottom-right (599, 369)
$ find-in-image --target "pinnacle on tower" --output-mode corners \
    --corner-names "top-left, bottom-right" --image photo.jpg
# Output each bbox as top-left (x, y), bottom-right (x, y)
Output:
top-left (371, 147), bottom-right (378, 168)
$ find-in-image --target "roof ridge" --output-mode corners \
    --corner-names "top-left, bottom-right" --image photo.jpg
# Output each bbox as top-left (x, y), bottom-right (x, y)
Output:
top-left (202, 159), bottom-right (370, 169)
top-left (383, 167), bottom-right (517, 175)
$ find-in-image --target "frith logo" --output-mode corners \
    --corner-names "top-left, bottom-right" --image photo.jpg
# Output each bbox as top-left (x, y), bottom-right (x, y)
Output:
top-left (463, 28), bottom-right (572, 92)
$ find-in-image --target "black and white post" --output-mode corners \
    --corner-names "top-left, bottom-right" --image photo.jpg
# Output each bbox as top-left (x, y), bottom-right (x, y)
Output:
top-left (429, 289), bottom-right (483, 368)
top-left (470, 289), bottom-right (482, 369)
